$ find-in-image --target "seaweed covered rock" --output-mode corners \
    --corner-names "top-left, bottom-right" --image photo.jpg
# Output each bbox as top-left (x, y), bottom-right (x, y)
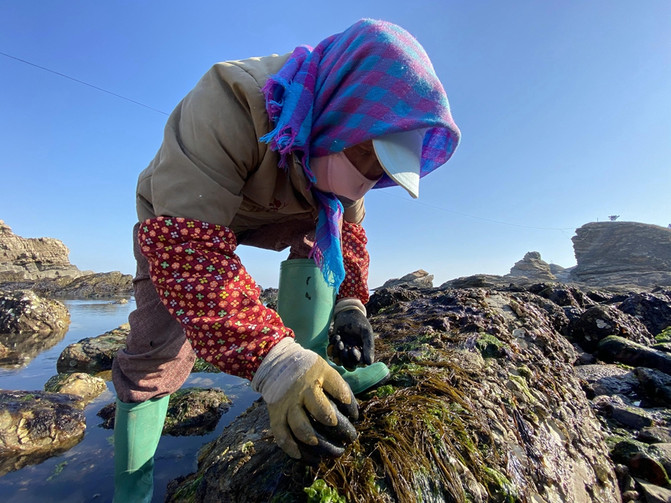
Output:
top-left (166, 286), bottom-right (621, 502)
top-left (0, 289), bottom-right (69, 336)
top-left (0, 390), bottom-right (85, 476)
top-left (44, 372), bottom-right (108, 408)
top-left (97, 387), bottom-right (231, 436)
top-left (0, 289), bottom-right (70, 368)
top-left (56, 323), bottom-right (129, 373)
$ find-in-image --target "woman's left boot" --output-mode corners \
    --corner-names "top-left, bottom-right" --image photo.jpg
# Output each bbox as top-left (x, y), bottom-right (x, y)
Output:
top-left (113, 395), bottom-right (169, 503)
top-left (276, 259), bottom-right (389, 395)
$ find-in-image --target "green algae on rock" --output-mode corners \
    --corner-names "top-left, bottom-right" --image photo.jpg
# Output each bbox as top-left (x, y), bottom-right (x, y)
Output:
top-left (165, 286), bottom-right (621, 502)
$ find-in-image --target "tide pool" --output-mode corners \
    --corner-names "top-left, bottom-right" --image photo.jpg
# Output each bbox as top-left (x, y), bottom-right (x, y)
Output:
top-left (0, 299), bottom-right (258, 502)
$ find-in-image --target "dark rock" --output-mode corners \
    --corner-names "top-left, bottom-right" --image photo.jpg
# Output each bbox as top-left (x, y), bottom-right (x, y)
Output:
top-left (57, 324), bottom-right (129, 374)
top-left (530, 284), bottom-right (597, 308)
top-left (629, 453), bottom-right (668, 485)
top-left (593, 395), bottom-right (654, 429)
top-left (649, 443), bottom-right (671, 481)
top-left (638, 427), bottom-right (671, 444)
top-left (365, 286), bottom-right (422, 316)
top-left (167, 286), bottom-right (620, 503)
top-left (439, 274), bottom-right (507, 289)
top-left (572, 305), bottom-right (654, 352)
top-left (618, 291), bottom-right (671, 336)
top-left (635, 367), bottom-right (671, 407)
top-left (0, 390), bottom-right (85, 476)
top-left (599, 336), bottom-right (671, 375)
top-left (575, 364), bottom-right (640, 399)
top-left (98, 387), bottom-right (230, 436)
top-left (571, 221), bottom-right (671, 288)
top-left (259, 287), bottom-right (278, 310)
top-left (654, 342), bottom-right (671, 353)
top-left (31, 271), bottom-right (133, 299)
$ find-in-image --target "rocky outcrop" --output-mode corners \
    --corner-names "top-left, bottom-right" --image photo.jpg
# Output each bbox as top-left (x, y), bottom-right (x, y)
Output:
top-left (44, 373), bottom-right (108, 409)
top-left (378, 269), bottom-right (434, 289)
top-left (0, 220), bottom-right (133, 299)
top-left (0, 390), bottom-right (85, 476)
top-left (97, 388), bottom-right (231, 436)
top-left (167, 284), bottom-right (634, 503)
top-left (505, 251), bottom-right (556, 282)
top-left (0, 220), bottom-right (85, 282)
top-left (0, 290), bottom-right (70, 368)
top-left (31, 271), bottom-right (133, 299)
top-left (571, 221), bottom-right (671, 288)
top-left (0, 289), bottom-right (70, 335)
top-left (56, 324), bottom-right (129, 374)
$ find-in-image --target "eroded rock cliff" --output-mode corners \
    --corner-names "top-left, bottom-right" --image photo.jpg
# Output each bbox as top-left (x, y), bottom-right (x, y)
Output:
top-left (572, 221), bottom-right (671, 288)
top-left (0, 220), bottom-right (84, 282)
top-left (0, 220), bottom-right (133, 298)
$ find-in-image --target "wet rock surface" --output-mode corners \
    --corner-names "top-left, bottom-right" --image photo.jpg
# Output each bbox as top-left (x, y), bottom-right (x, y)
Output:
top-left (97, 387), bottom-right (231, 436)
top-left (163, 283), bottom-right (671, 502)
top-left (0, 390), bottom-right (85, 476)
top-left (0, 289), bottom-right (70, 336)
top-left (43, 372), bottom-right (108, 409)
top-left (56, 323), bottom-right (129, 374)
top-left (0, 290), bottom-right (70, 368)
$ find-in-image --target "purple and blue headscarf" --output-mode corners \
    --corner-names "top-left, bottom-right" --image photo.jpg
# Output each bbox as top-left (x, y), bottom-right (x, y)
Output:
top-left (261, 19), bottom-right (461, 289)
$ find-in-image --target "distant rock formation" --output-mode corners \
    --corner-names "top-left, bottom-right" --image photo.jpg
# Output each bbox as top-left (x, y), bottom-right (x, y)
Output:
top-left (0, 220), bottom-right (85, 282)
top-left (506, 251), bottom-right (556, 282)
top-left (571, 221), bottom-right (671, 288)
top-left (378, 269), bottom-right (434, 289)
top-left (0, 220), bottom-right (133, 298)
top-left (447, 221), bottom-right (671, 291)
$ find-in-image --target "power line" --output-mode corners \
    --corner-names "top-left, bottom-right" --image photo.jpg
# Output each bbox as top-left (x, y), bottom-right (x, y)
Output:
top-left (0, 50), bottom-right (169, 116)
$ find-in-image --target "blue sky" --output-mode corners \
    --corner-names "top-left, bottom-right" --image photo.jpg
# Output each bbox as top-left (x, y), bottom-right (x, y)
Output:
top-left (1, 1), bottom-right (669, 289)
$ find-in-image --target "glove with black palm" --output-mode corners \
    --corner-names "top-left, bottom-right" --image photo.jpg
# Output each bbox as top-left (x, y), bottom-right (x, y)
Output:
top-left (252, 338), bottom-right (359, 465)
top-left (329, 298), bottom-right (375, 370)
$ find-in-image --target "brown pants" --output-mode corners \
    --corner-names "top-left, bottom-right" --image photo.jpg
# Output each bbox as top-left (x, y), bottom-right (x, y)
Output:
top-left (112, 223), bottom-right (313, 403)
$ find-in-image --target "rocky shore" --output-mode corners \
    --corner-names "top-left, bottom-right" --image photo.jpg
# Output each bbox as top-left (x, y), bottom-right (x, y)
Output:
top-left (1, 219), bottom-right (671, 502)
top-left (0, 220), bottom-right (132, 299)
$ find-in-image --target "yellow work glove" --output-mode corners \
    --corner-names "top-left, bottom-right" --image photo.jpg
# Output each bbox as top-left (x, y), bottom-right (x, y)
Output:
top-left (252, 338), bottom-right (359, 463)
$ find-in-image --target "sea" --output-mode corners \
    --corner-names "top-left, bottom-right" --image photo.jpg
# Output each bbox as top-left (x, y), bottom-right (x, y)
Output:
top-left (0, 298), bottom-right (259, 502)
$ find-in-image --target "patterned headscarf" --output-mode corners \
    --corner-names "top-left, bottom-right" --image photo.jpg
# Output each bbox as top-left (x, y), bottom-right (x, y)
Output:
top-left (261, 19), bottom-right (461, 289)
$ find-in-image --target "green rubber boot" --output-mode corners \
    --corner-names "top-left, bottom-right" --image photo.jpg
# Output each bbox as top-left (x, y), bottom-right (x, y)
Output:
top-left (277, 259), bottom-right (389, 395)
top-left (113, 395), bottom-right (170, 503)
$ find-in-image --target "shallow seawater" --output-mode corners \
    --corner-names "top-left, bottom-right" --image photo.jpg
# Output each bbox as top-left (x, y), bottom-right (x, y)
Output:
top-left (0, 299), bottom-right (259, 502)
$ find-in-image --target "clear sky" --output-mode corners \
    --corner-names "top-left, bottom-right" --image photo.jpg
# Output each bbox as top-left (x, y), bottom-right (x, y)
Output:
top-left (1, 1), bottom-right (669, 289)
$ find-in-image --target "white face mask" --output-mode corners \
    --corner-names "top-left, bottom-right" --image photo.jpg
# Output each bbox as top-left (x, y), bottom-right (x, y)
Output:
top-left (311, 152), bottom-right (381, 201)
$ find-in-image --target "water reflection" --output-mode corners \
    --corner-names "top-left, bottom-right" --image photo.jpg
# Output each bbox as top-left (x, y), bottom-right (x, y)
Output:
top-left (0, 297), bottom-right (259, 502)
top-left (0, 327), bottom-right (68, 369)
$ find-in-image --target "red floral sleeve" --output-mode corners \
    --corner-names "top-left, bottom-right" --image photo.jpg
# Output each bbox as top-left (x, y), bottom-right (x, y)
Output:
top-left (138, 216), bottom-right (293, 380)
top-left (337, 221), bottom-right (370, 304)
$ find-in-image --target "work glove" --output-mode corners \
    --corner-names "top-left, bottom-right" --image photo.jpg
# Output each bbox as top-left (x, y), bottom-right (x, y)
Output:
top-left (329, 298), bottom-right (375, 370)
top-left (252, 338), bottom-right (359, 464)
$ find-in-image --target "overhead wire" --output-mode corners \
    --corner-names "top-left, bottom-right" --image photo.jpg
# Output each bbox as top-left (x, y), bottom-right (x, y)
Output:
top-left (0, 51), bottom-right (581, 236)
top-left (0, 50), bottom-right (169, 116)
